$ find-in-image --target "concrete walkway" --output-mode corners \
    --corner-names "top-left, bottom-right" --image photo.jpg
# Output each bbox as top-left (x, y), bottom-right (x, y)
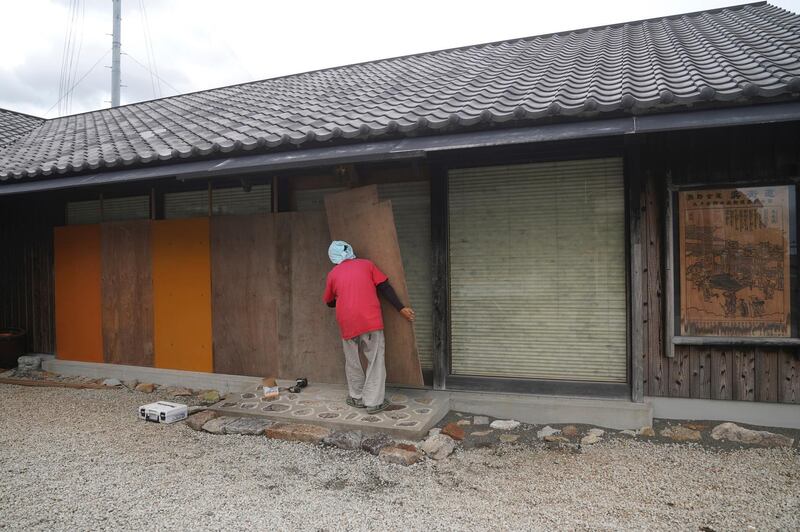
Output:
top-left (211, 383), bottom-right (448, 439)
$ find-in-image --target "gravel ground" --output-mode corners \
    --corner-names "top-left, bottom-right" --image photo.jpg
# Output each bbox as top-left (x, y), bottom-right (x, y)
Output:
top-left (0, 384), bottom-right (798, 531)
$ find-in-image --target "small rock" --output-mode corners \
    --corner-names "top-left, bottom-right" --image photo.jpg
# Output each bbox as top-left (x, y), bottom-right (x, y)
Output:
top-left (537, 426), bottom-right (560, 439)
top-left (185, 410), bottom-right (219, 431)
top-left (202, 416), bottom-right (238, 434)
top-left (441, 422), bottom-right (465, 441)
top-left (427, 428), bottom-right (441, 438)
top-left (473, 416), bottom-right (490, 426)
top-left (361, 433), bottom-right (393, 455)
top-left (661, 425), bottom-right (702, 442)
top-left (710, 422), bottom-right (794, 448)
top-left (17, 355), bottom-right (42, 371)
top-left (620, 430), bottom-right (637, 437)
top-left (265, 423), bottom-right (332, 444)
top-left (379, 445), bottom-right (423, 466)
top-left (490, 419), bottom-right (520, 431)
top-left (685, 422), bottom-right (708, 431)
top-left (199, 390), bottom-right (221, 405)
top-left (135, 383), bottom-right (155, 394)
top-left (639, 426), bottom-right (655, 437)
top-left (123, 380), bottom-right (139, 390)
top-left (323, 431), bottom-right (364, 450)
top-left (169, 387), bottom-right (193, 397)
top-left (420, 434), bottom-right (456, 460)
top-left (456, 419), bottom-right (471, 426)
top-left (471, 430), bottom-right (493, 437)
top-left (561, 425), bottom-right (579, 438)
top-left (581, 433), bottom-right (601, 445)
top-left (499, 434), bottom-right (520, 443)
top-left (101, 378), bottom-right (122, 387)
top-left (395, 442), bottom-right (419, 453)
top-left (587, 428), bottom-right (605, 437)
top-left (223, 417), bottom-right (273, 435)
top-left (544, 435), bottom-right (570, 443)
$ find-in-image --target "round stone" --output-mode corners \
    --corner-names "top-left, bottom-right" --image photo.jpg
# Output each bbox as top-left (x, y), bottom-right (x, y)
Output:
top-left (414, 408), bottom-right (431, 415)
top-left (240, 402), bottom-right (257, 409)
top-left (361, 416), bottom-right (381, 423)
top-left (240, 393), bottom-right (256, 399)
top-left (292, 408), bottom-right (313, 416)
top-left (318, 412), bottom-right (340, 419)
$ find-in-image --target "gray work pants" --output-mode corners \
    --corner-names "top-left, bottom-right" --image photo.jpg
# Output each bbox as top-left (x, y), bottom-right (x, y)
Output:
top-left (342, 330), bottom-right (386, 407)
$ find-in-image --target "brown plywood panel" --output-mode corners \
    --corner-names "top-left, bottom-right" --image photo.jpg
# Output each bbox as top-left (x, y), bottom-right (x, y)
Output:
top-left (732, 349), bottom-right (756, 401)
top-left (324, 184), bottom-right (378, 214)
top-left (152, 218), bottom-right (213, 372)
top-left (280, 211), bottom-right (345, 383)
top-left (101, 221), bottom-right (154, 366)
top-left (210, 214), bottom-right (279, 377)
top-left (755, 349), bottom-right (779, 402)
top-left (325, 189), bottom-right (423, 386)
top-left (778, 350), bottom-right (799, 403)
top-left (54, 225), bottom-right (103, 362)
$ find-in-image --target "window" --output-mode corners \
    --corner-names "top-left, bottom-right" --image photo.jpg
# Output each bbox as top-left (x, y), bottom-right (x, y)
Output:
top-left (448, 158), bottom-right (627, 382)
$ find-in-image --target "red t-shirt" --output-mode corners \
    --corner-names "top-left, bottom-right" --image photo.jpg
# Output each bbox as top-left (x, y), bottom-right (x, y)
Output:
top-left (323, 258), bottom-right (388, 340)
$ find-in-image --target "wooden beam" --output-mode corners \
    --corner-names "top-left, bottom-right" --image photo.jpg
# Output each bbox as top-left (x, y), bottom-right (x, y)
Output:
top-left (430, 165), bottom-right (449, 391)
top-left (626, 140), bottom-right (645, 403)
top-left (673, 336), bottom-right (800, 347)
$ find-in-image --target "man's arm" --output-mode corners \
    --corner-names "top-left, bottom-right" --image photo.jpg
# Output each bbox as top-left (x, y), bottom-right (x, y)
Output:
top-left (377, 280), bottom-right (415, 322)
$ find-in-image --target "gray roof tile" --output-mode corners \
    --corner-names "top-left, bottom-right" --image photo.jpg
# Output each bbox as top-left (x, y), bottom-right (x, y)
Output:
top-left (1, 2), bottom-right (799, 181)
top-left (0, 108), bottom-right (43, 148)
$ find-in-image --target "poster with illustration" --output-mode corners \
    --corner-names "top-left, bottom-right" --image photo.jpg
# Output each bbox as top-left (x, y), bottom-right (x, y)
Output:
top-left (679, 185), bottom-right (792, 337)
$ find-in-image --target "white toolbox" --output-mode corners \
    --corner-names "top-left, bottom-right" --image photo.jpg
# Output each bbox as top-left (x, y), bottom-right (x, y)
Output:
top-left (138, 401), bottom-right (188, 424)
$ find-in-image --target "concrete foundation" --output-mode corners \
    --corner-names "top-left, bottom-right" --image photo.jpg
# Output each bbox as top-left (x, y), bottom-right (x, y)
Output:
top-left (43, 359), bottom-right (261, 394)
top-left (450, 390), bottom-right (653, 430)
top-left (44, 359), bottom-right (657, 430)
top-left (648, 396), bottom-right (800, 429)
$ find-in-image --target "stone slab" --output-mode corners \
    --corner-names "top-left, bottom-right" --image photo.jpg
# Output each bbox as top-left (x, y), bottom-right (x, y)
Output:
top-left (209, 383), bottom-right (448, 440)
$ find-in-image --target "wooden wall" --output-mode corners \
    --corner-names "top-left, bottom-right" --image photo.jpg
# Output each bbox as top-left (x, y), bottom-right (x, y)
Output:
top-left (0, 194), bottom-right (62, 353)
top-left (638, 122), bottom-right (800, 404)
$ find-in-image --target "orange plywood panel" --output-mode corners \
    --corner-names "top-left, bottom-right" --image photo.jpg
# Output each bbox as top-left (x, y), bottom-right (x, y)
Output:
top-left (151, 218), bottom-right (213, 372)
top-left (54, 225), bottom-right (103, 362)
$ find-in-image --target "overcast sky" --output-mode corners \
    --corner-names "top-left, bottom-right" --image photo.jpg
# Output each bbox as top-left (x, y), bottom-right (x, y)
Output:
top-left (2, 0), bottom-right (799, 118)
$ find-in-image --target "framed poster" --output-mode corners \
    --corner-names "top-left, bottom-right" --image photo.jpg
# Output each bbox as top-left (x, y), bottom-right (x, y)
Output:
top-left (678, 185), bottom-right (794, 337)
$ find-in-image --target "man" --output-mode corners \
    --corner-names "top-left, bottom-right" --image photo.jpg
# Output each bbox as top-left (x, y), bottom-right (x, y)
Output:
top-left (323, 240), bottom-right (415, 414)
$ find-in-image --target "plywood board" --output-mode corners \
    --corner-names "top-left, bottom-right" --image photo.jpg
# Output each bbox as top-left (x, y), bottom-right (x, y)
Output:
top-left (279, 211), bottom-right (345, 383)
top-left (324, 184), bottom-right (378, 215)
top-left (151, 218), bottom-right (213, 372)
top-left (101, 221), bottom-right (154, 366)
top-left (54, 225), bottom-right (103, 362)
top-left (210, 214), bottom-right (279, 377)
top-left (325, 188), bottom-right (423, 386)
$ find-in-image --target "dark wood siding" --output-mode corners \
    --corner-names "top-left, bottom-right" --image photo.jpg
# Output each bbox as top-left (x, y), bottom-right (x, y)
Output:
top-left (0, 193), bottom-right (64, 353)
top-left (637, 121), bottom-right (800, 404)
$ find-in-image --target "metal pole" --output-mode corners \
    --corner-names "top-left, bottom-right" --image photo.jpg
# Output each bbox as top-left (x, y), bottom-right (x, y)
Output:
top-left (111, 0), bottom-right (121, 107)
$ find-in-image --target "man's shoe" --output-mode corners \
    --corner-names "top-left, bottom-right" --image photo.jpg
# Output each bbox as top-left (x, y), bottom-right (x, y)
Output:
top-left (366, 399), bottom-right (391, 414)
top-left (346, 396), bottom-right (365, 408)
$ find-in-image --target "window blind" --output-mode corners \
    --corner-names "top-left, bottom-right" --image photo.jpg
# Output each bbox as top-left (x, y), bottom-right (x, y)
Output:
top-left (212, 184), bottom-right (271, 216)
top-left (448, 158), bottom-right (627, 382)
top-left (164, 189), bottom-right (209, 219)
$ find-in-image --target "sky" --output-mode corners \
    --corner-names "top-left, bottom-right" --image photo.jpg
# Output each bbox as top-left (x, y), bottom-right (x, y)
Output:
top-left (1, 0), bottom-right (799, 118)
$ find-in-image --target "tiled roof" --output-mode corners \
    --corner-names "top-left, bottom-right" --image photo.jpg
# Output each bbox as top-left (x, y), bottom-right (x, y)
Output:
top-left (1, 2), bottom-right (799, 181)
top-left (0, 108), bottom-right (44, 148)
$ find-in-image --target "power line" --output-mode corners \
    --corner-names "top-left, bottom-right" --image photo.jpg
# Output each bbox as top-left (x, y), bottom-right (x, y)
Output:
top-left (46, 49), bottom-right (111, 117)
top-left (138, 0), bottom-right (161, 98)
top-left (124, 52), bottom-right (181, 95)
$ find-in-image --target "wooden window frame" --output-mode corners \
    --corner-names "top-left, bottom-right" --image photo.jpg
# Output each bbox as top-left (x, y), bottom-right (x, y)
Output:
top-left (429, 139), bottom-right (633, 400)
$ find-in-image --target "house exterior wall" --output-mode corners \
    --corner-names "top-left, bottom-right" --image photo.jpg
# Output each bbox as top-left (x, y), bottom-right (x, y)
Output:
top-left (637, 122), bottom-right (800, 404)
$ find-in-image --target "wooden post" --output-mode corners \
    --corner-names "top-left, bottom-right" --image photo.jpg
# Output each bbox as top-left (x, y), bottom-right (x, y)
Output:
top-left (664, 180), bottom-right (676, 358)
top-left (430, 164), bottom-right (449, 390)
top-left (627, 139), bottom-right (645, 403)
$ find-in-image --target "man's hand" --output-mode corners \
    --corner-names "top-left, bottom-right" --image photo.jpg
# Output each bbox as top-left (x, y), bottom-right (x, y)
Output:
top-left (400, 307), bottom-right (416, 322)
